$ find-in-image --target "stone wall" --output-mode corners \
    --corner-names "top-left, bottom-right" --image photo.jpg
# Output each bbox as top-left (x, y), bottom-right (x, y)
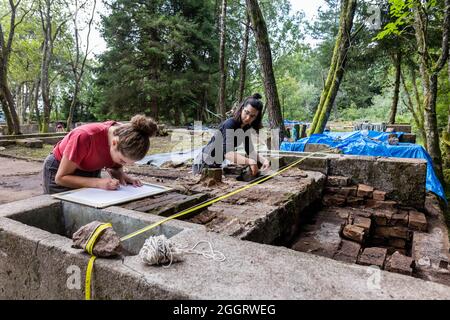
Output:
top-left (267, 152), bottom-right (427, 208)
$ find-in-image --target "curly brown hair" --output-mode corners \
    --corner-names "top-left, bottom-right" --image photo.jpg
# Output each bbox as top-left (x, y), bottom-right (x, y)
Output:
top-left (113, 115), bottom-right (157, 160)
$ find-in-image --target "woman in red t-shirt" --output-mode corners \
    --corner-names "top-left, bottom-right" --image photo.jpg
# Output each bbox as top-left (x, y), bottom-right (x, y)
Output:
top-left (43, 115), bottom-right (157, 194)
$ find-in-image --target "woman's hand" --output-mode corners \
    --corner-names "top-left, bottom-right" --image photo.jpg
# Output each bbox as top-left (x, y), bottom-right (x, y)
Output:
top-left (97, 178), bottom-right (120, 190)
top-left (248, 159), bottom-right (259, 176)
top-left (124, 175), bottom-right (143, 187)
top-left (107, 168), bottom-right (142, 187)
top-left (107, 168), bottom-right (126, 185)
top-left (260, 158), bottom-right (271, 171)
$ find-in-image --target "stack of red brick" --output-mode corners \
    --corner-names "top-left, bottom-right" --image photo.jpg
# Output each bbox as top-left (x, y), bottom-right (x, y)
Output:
top-left (298, 175), bottom-right (430, 276)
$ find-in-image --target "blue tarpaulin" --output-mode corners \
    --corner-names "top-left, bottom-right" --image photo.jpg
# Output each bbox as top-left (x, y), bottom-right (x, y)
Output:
top-left (284, 119), bottom-right (307, 126)
top-left (280, 130), bottom-right (446, 202)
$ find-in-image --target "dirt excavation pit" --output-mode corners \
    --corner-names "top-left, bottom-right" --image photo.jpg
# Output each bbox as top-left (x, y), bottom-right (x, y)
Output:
top-left (0, 157), bottom-right (43, 205)
top-left (288, 178), bottom-right (450, 283)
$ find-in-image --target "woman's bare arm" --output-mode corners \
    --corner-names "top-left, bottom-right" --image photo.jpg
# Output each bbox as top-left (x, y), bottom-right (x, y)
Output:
top-left (55, 155), bottom-right (120, 190)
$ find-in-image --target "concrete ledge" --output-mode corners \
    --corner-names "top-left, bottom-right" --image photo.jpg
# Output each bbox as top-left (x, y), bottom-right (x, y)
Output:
top-left (0, 195), bottom-right (61, 218)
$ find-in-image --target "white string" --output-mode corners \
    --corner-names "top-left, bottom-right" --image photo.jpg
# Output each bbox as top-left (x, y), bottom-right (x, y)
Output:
top-left (139, 235), bottom-right (226, 267)
top-left (183, 240), bottom-right (226, 262)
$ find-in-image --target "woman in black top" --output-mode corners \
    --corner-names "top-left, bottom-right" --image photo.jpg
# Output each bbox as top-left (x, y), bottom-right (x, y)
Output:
top-left (193, 93), bottom-right (270, 176)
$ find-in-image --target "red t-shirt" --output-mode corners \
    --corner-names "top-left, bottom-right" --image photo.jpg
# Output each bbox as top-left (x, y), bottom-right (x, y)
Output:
top-left (53, 121), bottom-right (121, 171)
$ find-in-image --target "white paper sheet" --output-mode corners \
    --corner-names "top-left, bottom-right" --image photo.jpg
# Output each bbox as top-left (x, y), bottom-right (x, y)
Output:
top-left (52, 183), bottom-right (172, 208)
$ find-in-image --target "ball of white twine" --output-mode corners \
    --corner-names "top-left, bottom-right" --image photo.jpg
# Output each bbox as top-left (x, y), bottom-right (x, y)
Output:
top-left (139, 235), bottom-right (226, 267)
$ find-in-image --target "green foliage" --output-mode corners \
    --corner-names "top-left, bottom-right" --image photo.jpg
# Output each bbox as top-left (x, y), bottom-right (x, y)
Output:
top-left (95, 0), bottom-right (218, 123)
top-left (2, 0), bottom-right (448, 140)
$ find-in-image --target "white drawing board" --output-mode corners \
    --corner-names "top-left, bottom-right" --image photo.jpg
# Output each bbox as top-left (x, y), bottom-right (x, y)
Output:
top-left (52, 183), bottom-right (173, 208)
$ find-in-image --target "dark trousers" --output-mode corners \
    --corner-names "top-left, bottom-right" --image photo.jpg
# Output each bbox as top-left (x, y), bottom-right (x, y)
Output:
top-left (42, 153), bottom-right (101, 194)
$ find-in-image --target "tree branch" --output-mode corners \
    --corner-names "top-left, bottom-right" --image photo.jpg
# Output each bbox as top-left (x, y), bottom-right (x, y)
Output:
top-left (434, 0), bottom-right (450, 72)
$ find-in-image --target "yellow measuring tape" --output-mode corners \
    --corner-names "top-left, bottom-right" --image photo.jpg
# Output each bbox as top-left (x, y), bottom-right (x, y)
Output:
top-left (84, 153), bottom-right (319, 300)
top-left (84, 222), bottom-right (112, 300)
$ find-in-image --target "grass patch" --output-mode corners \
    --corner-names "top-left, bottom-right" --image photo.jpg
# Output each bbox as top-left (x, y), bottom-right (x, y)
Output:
top-left (0, 144), bottom-right (54, 161)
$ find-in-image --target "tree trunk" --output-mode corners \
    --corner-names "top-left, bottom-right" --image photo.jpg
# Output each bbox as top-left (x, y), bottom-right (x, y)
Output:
top-left (151, 96), bottom-right (159, 121)
top-left (246, 0), bottom-right (286, 138)
top-left (445, 43), bottom-right (450, 168)
top-left (67, 83), bottom-right (79, 130)
top-left (401, 71), bottom-right (426, 147)
top-left (67, 0), bottom-right (96, 131)
top-left (388, 50), bottom-right (402, 124)
top-left (39, 0), bottom-right (69, 132)
top-left (32, 76), bottom-right (42, 130)
top-left (218, 0), bottom-right (227, 120)
top-left (238, 13), bottom-right (250, 103)
top-left (0, 1), bottom-right (22, 135)
top-left (0, 75), bottom-right (21, 134)
top-left (24, 82), bottom-right (30, 124)
top-left (173, 106), bottom-right (180, 126)
top-left (40, 45), bottom-right (51, 133)
top-left (424, 74), bottom-right (443, 180)
top-left (16, 83), bottom-right (24, 124)
top-left (410, 67), bottom-right (425, 145)
top-left (308, 0), bottom-right (357, 135)
top-left (39, 0), bottom-right (53, 133)
top-left (413, 0), bottom-right (449, 182)
top-left (0, 95), bottom-right (13, 133)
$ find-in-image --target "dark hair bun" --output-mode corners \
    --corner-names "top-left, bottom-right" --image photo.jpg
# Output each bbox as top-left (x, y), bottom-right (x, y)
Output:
top-left (252, 93), bottom-right (262, 100)
top-left (130, 114), bottom-right (157, 137)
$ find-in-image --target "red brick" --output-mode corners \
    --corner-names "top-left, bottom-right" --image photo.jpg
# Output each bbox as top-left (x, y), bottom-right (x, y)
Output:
top-left (327, 176), bottom-right (350, 187)
top-left (365, 200), bottom-right (398, 212)
top-left (372, 210), bottom-right (394, 226)
top-left (389, 210), bottom-right (409, 227)
top-left (346, 197), bottom-right (365, 207)
top-left (357, 247), bottom-right (388, 268)
top-left (325, 187), bottom-right (341, 194)
top-left (342, 224), bottom-right (365, 243)
top-left (322, 194), bottom-right (346, 207)
top-left (340, 186), bottom-right (357, 197)
top-left (334, 240), bottom-right (361, 263)
top-left (325, 186), bottom-right (356, 198)
top-left (353, 216), bottom-right (371, 232)
top-left (353, 209), bottom-right (372, 218)
top-left (385, 251), bottom-right (414, 275)
top-left (357, 184), bottom-right (374, 198)
top-left (373, 190), bottom-right (386, 201)
top-left (408, 210), bottom-right (427, 231)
